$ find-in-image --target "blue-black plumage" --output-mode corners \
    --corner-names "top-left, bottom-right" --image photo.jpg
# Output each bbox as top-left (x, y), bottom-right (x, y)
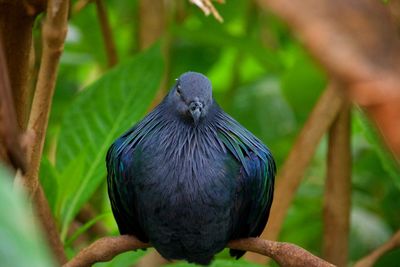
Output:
top-left (106, 72), bottom-right (276, 265)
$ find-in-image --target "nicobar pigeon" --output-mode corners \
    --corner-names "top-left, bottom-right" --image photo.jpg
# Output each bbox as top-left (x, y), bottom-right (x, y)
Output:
top-left (106, 72), bottom-right (275, 265)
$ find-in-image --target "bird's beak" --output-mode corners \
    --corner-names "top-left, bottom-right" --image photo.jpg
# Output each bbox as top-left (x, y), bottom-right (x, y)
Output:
top-left (189, 101), bottom-right (203, 125)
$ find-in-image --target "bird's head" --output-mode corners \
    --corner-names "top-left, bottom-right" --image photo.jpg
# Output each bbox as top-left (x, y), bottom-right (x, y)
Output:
top-left (167, 72), bottom-right (213, 125)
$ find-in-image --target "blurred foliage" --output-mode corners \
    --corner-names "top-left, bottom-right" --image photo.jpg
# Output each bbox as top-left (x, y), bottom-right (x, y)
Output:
top-left (17, 0), bottom-right (399, 266)
top-left (0, 165), bottom-right (55, 267)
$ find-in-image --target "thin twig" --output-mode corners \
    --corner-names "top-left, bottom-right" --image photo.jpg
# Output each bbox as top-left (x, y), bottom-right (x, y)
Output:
top-left (95, 0), bottom-right (118, 67)
top-left (76, 204), bottom-right (109, 237)
top-left (73, 0), bottom-right (92, 14)
top-left (323, 104), bottom-right (351, 266)
top-left (354, 229), bottom-right (400, 267)
top-left (0, 34), bottom-right (27, 173)
top-left (189, 0), bottom-right (224, 22)
top-left (63, 235), bottom-right (335, 267)
top-left (247, 83), bottom-right (344, 264)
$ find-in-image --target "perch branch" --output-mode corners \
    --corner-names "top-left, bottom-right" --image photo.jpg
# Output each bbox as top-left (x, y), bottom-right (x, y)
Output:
top-left (0, 35), bottom-right (27, 172)
top-left (323, 104), bottom-right (351, 266)
top-left (63, 235), bottom-right (335, 267)
top-left (95, 0), bottom-right (118, 67)
top-left (246, 83), bottom-right (344, 263)
top-left (354, 229), bottom-right (400, 267)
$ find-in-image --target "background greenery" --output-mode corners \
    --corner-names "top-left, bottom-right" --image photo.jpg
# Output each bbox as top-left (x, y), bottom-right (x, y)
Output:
top-left (2, 0), bottom-right (399, 266)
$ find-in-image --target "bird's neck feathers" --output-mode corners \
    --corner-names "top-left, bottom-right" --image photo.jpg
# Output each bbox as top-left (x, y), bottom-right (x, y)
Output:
top-left (156, 98), bottom-right (220, 129)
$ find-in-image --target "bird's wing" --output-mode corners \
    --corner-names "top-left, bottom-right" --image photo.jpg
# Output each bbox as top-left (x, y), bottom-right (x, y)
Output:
top-left (106, 109), bottom-right (163, 241)
top-left (215, 112), bottom-right (275, 258)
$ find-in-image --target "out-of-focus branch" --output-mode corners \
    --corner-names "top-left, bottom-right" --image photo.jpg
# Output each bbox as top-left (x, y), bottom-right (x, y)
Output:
top-left (189, 0), bottom-right (224, 22)
top-left (34, 185), bottom-right (68, 264)
top-left (76, 204), bottom-right (108, 237)
top-left (0, 2), bottom-right (38, 131)
top-left (354, 229), bottom-right (400, 267)
top-left (73, 0), bottom-right (92, 14)
top-left (138, 0), bottom-right (166, 50)
top-left (0, 35), bottom-right (27, 173)
top-left (246, 83), bottom-right (344, 263)
top-left (139, 0), bottom-right (171, 110)
top-left (257, 0), bottom-right (400, 162)
top-left (13, 0), bottom-right (70, 264)
top-left (95, 0), bottom-right (118, 67)
top-left (323, 104), bottom-right (351, 266)
top-left (63, 235), bottom-right (335, 267)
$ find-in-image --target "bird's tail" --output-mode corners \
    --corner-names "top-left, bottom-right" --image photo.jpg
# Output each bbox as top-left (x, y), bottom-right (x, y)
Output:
top-left (229, 249), bottom-right (246, 259)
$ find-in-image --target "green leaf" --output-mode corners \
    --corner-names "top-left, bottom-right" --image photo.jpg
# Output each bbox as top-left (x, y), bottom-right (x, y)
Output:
top-left (355, 111), bottom-right (400, 190)
top-left (65, 212), bottom-right (111, 247)
top-left (39, 157), bottom-right (59, 214)
top-left (0, 165), bottom-right (55, 267)
top-left (56, 44), bottom-right (164, 239)
top-left (280, 49), bottom-right (327, 124)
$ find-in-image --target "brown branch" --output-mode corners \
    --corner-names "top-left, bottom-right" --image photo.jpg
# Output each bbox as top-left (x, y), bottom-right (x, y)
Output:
top-left (34, 185), bottom-right (68, 264)
top-left (354, 229), bottom-right (400, 267)
top-left (63, 235), bottom-right (150, 267)
top-left (245, 83), bottom-right (344, 263)
top-left (76, 204), bottom-right (109, 237)
top-left (23, 0), bottom-right (69, 196)
top-left (0, 2), bottom-right (38, 131)
top-left (63, 235), bottom-right (335, 267)
top-left (256, 0), bottom-right (400, 162)
top-left (138, 0), bottom-right (166, 50)
top-left (139, 0), bottom-right (170, 109)
top-left (73, 0), bottom-right (92, 14)
top-left (12, 0), bottom-right (70, 264)
top-left (95, 0), bottom-right (118, 67)
top-left (135, 250), bottom-right (169, 267)
top-left (0, 34), bottom-right (27, 172)
top-left (323, 104), bottom-right (351, 266)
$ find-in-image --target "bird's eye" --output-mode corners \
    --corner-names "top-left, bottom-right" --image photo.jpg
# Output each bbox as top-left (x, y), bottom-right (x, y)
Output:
top-left (176, 85), bottom-right (182, 96)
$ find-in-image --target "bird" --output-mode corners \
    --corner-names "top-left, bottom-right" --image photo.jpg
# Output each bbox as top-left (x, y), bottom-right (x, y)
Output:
top-left (106, 71), bottom-right (275, 265)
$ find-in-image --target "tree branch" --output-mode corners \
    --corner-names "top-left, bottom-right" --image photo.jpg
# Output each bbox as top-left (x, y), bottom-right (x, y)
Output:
top-left (0, 34), bottom-right (27, 173)
top-left (23, 0), bottom-right (69, 196)
top-left (246, 83), bottom-right (344, 263)
top-left (257, 0), bottom-right (400, 162)
top-left (63, 235), bottom-right (335, 267)
top-left (354, 229), bottom-right (400, 267)
top-left (95, 0), bottom-right (118, 67)
top-left (189, 0), bottom-right (224, 22)
top-left (13, 0), bottom-right (70, 264)
top-left (72, 0), bottom-right (92, 14)
top-left (323, 104), bottom-right (351, 265)
top-left (0, 1), bottom-right (37, 131)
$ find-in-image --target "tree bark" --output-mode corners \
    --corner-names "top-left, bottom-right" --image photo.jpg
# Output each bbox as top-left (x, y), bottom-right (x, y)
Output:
top-left (0, 1), bottom-right (40, 130)
top-left (63, 235), bottom-right (336, 267)
top-left (323, 104), bottom-right (351, 266)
